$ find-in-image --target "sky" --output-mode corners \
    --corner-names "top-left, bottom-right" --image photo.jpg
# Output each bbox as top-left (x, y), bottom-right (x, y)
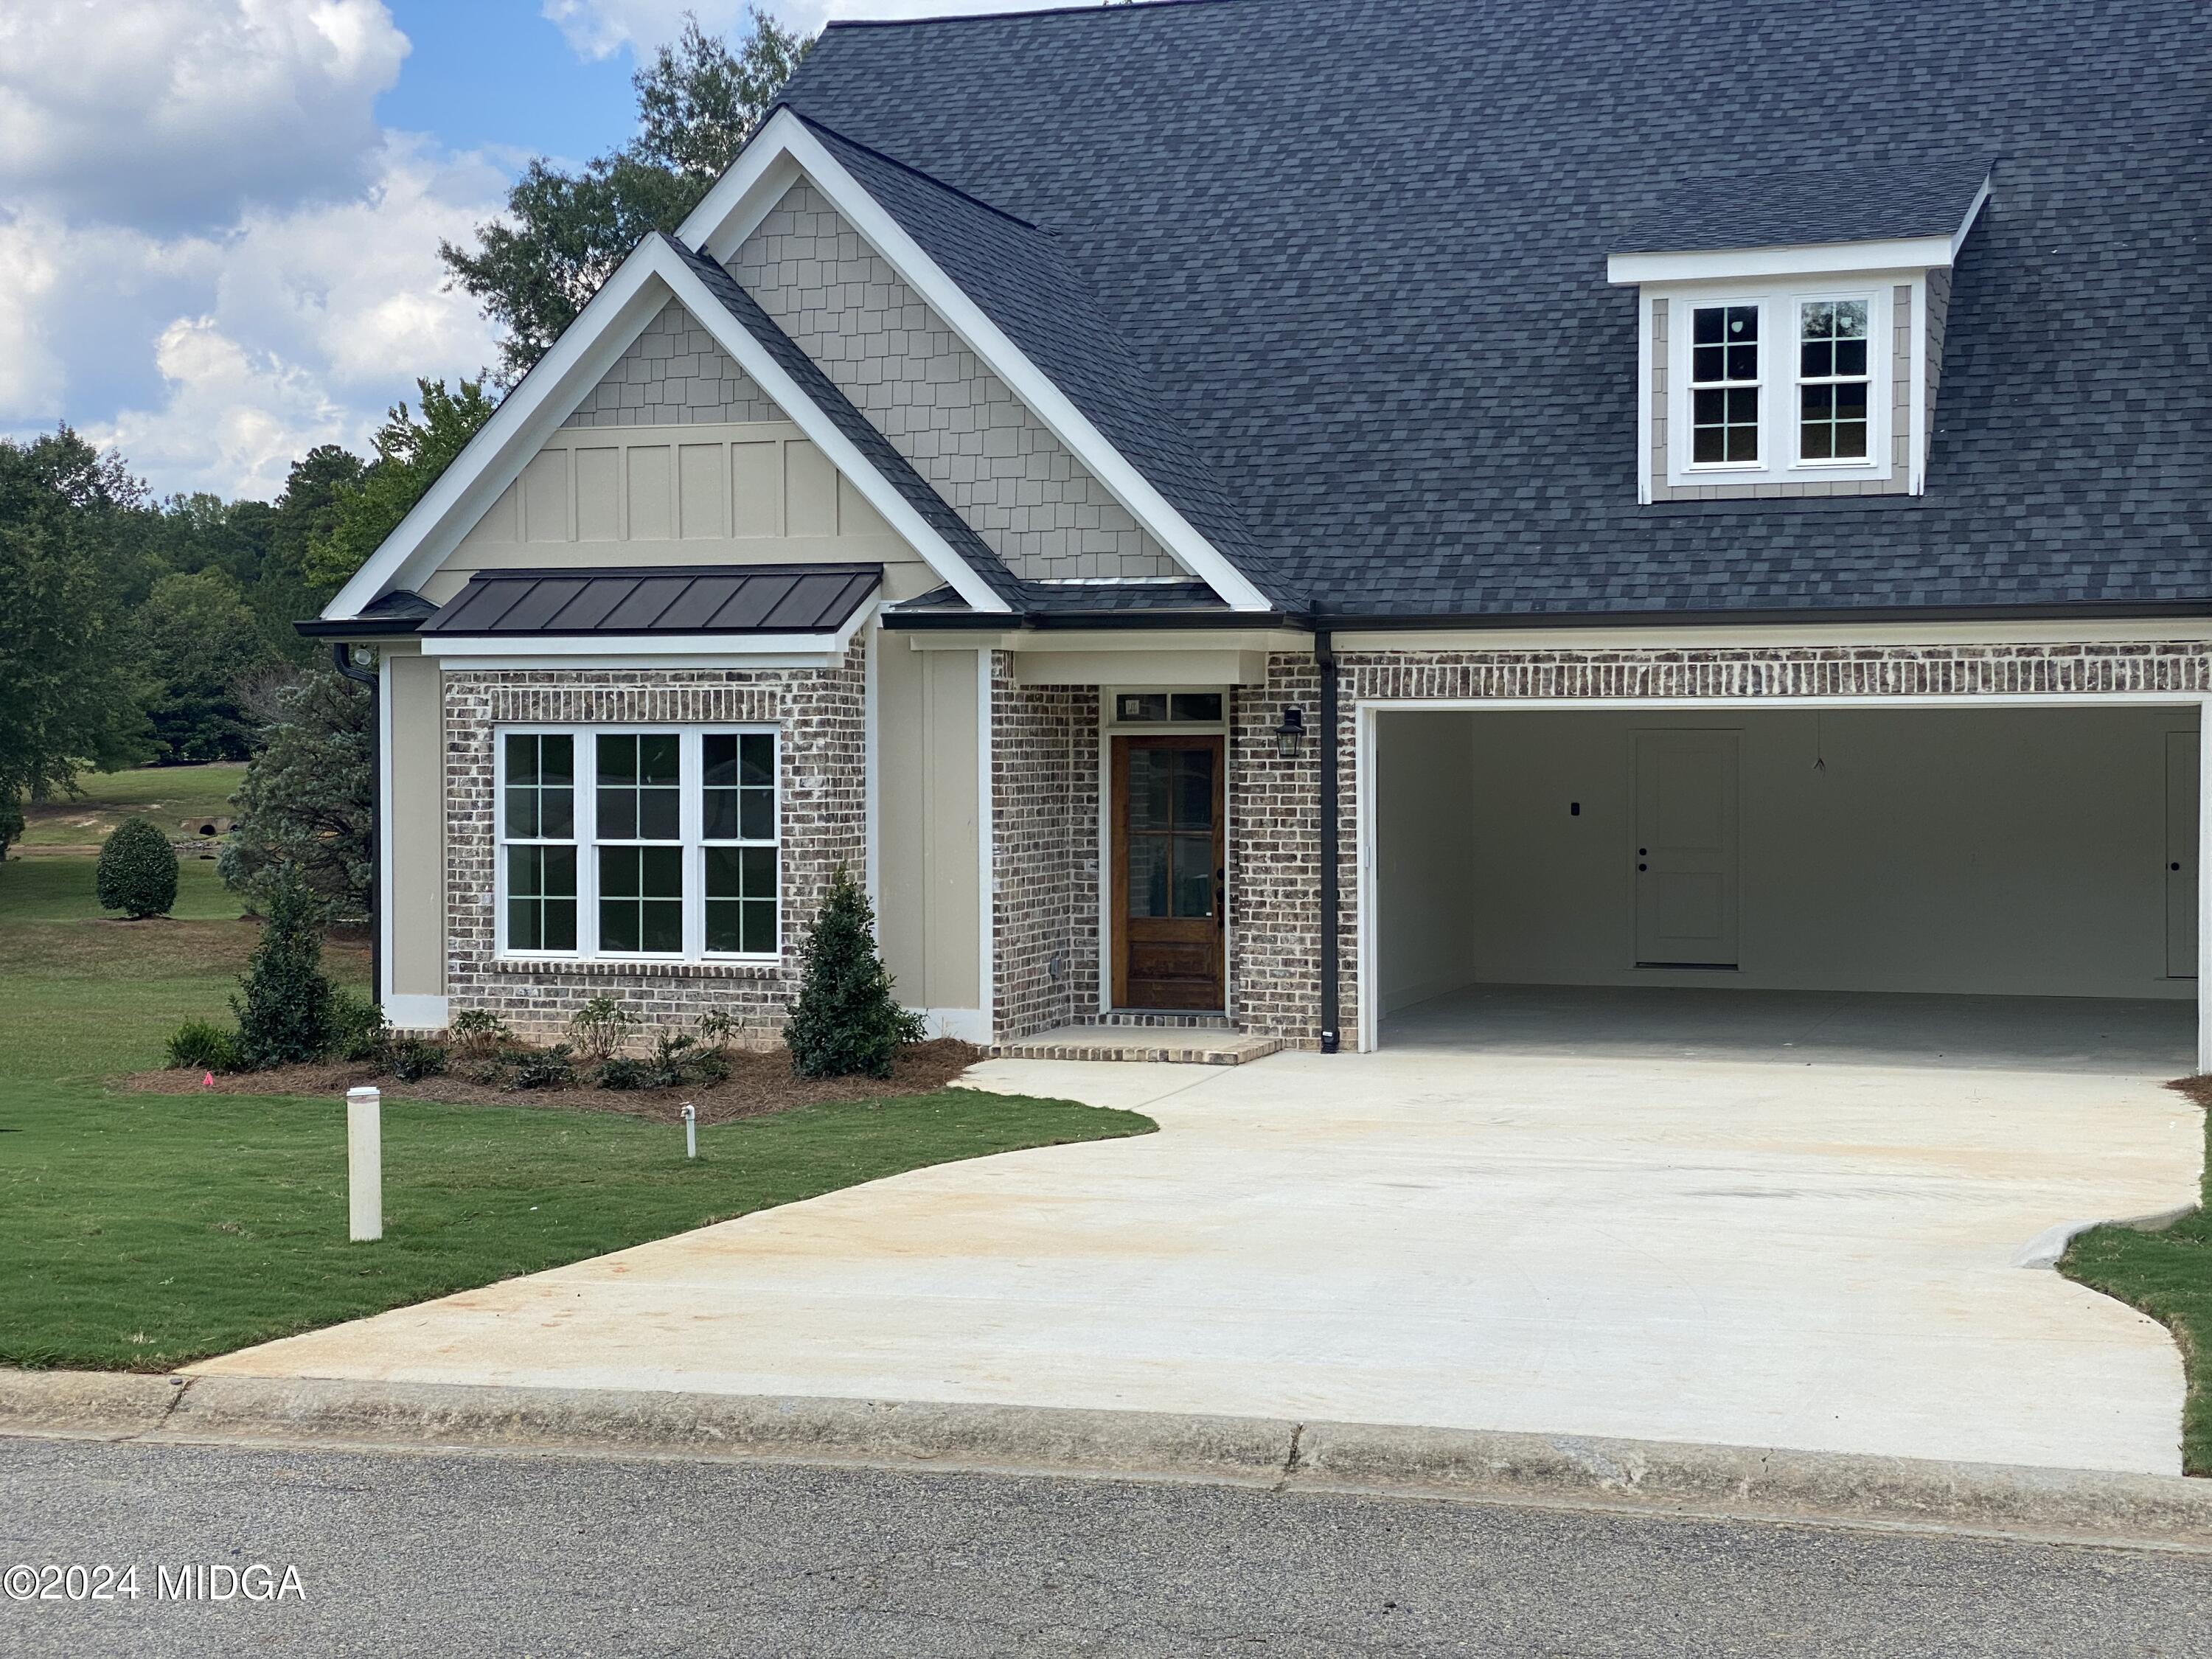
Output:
top-left (0, 0), bottom-right (1099, 503)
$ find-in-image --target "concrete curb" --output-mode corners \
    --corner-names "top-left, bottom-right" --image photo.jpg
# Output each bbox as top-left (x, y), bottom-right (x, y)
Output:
top-left (4, 1370), bottom-right (2208, 1550)
top-left (2014, 1204), bottom-right (2199, 1269)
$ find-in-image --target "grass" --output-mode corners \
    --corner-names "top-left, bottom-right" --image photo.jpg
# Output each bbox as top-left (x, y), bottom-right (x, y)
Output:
top-left (2062, 1088), bottom-right (2212, 1476)
top-left (0, 834), bottom-right (1152, 1371)
top-left (17, 762), bottom-right (247, 850)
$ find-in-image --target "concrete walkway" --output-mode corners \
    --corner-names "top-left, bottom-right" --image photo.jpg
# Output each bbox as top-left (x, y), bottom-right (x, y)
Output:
top-left (192, 1012), bottom-right (2203, 1475)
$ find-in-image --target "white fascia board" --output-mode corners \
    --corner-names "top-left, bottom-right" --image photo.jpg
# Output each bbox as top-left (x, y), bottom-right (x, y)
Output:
top-left (324, 237), bottom-right (1006, 624)
top-left (682, 110), bottom-right (1275, 614)
top-left (1608, 234), bottom-right (1958, 285)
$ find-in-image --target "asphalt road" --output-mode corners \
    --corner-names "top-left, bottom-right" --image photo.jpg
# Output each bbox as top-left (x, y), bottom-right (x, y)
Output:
top-left (2, 1436), bottom-right (2209, 1658)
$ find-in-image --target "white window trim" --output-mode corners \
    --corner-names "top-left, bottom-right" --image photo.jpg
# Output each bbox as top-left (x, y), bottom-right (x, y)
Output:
top-left (1658, 278), bottom-right (1899, 491)
top-left (493, 723), bottom-right (782, 964)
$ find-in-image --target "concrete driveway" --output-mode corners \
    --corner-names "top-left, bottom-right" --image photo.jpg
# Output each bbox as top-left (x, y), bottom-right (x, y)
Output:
top-left (194, 1009), bottom-right (2202, 1475)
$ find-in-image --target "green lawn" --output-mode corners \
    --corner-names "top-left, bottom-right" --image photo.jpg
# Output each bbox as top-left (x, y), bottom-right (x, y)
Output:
top-left (2062, 1096), bottom-right (2212, 1475)
top-left (0, 842), bottom-right (1152, 1371)
top-left (17, 762), bottom-right (247, 850)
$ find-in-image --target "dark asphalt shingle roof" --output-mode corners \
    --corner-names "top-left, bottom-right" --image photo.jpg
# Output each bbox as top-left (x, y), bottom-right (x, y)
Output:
top-left (423, 566), bottom-right (880, 636)
top-left (768, 0), bottom-right (2211, 621)
top-left (663, 234), bottom-right (1027, 609)
top-left (800, 117), bottom-right (1301, 608)
top-left (1610, 158), bottom-right (1994, 254)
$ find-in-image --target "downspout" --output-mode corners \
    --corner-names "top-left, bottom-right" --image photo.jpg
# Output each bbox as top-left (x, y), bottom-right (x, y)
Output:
top-left (331, 643), bottom-right (381, 1010)
top-left (1316, 628), bottom-right (1340, 1054)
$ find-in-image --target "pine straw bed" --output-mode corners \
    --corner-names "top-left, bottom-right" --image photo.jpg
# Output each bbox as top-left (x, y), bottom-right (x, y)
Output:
top-left (125, 1039), bottom-right (986, 1125)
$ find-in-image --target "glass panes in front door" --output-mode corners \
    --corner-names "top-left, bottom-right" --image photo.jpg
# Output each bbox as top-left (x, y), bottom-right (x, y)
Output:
top-left (1125, 744), bottom-right (1217, 919)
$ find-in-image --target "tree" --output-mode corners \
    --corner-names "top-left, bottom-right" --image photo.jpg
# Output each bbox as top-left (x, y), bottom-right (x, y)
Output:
top-left (785, 866), bottom-right (925, 1078)
top-left (260, 445), bottom-right (366, 641)
top-left (303, 379), bottom-right (496, 591)
top-left (138, 568), bottom-right (277, 762)
top-left (218, 664), bottom-right (373, 919)
top-left (232, 875), bottom-right (335, 1068)
top-left (95, 817), bottom-right (178, 919)
top-left (442, 9), bottom-right (810, 384)
top-left (0, 430), bottom-right (156, 828)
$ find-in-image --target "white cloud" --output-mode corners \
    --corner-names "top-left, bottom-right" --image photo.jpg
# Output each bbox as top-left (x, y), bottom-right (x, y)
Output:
top-left (0, 2), bottom-right (505, 500)
top-left (542, 0), bottom-right (1099, 60)
top-left (0, 0), bottom-right (409, 232)
top-left (10, 138), bottom-right (506, 501)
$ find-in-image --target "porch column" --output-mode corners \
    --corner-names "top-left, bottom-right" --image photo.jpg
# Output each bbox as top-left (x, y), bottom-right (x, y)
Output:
top-left (2199, 703), bottom-right (2211, 1075)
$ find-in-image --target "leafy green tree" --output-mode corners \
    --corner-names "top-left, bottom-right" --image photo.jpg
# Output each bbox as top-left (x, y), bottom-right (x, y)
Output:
top-left (233, 875), bottom-right (336, 1068)
top-left (260, 445), bottom-right (366, 643)
top-left (442, 10), bottom-right (810, 383)
top-left (785, 866), bottom-right (925, 1079)
top-left (303, 379), bottom-right (495, 591)
top-left (95, 817), bottom-right (179, 919)
top-left (218, 664), bottom-right (372, 919)
top-left (138, 568), bottom-right (277, 762)
top-left (0, 430), bottom-right (156, 830)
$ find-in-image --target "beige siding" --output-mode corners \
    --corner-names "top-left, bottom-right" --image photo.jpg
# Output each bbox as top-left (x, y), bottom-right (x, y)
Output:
top-left (876, 638), bottom-right (982, 1018)
top-left (561, 298), bottom-right (785, 428)
top-left (387, 653), bottom-right (445, 996)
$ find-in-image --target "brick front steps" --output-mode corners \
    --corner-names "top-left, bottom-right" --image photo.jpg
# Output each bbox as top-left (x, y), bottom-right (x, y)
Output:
top-left (988, 1026), bottom-right (1282, 1065)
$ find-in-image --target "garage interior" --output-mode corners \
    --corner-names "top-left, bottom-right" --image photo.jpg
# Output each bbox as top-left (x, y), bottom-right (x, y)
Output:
top-left (1370, 706), bottom-right (2201, 1067)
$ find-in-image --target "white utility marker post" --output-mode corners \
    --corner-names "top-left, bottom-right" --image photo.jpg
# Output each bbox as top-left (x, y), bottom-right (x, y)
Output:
top-left (681, 1102), bottom-right (698, 1161)
top-left (347, 1086), bottom-right (383, 1242)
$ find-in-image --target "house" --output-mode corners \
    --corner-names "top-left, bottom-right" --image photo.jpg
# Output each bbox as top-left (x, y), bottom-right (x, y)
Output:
top-left (310, 0), bottom-right (2212, 1065)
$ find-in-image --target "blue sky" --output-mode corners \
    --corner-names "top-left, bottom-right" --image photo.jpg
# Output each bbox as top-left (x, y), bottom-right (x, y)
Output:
top-left (0, 0), bottom-right (1093, 501)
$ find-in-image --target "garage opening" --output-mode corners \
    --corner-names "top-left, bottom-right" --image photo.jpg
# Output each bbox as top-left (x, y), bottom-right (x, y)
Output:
top-left (1368, 705), bottom-right (2201, 1067)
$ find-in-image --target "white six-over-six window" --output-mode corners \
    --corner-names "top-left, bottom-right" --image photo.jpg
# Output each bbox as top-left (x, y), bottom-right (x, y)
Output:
top-left (1663, 279), bottom-right (1893, 487)
top-left (496, 726), bottom-right (779, 961)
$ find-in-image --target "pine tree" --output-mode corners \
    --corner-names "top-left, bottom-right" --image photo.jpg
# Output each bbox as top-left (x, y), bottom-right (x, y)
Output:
top-left (785, 866), bottom-right (924, 1079)
top-left (233, 876), bottom-right (335, 1068)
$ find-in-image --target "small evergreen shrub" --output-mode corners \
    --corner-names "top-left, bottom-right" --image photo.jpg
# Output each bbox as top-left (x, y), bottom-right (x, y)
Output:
top-left (785, 866), bottom-right (925, 1079)
top-left (232, 877), bottom-right (335, 1068)
top-left (329, 991), bottom-right (389, 1064)
top-left (167, 1019), bottom-right (240, 1073)
top-left (569, 995), bottom-right (638, 1064)
top-left (96, 817), bottom-right (179, 919)
top-left (596, 1056), bottom-right (653, 1091)
top-left (385, 1039), bottom-right (447, 1082)
top-left (508, 1044), bottom-right (576, 1090)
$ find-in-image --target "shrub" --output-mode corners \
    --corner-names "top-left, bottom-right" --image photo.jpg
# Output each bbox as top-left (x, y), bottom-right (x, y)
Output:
top-left (96, 817), bottom-right (178, 919)
top-left (329, 990), bottom-right (389, 1064)
top-left (696, 1009), bottom-right (737, 1055)
top-left (596, 1056), bottom-right (653, 1091)
top-left (232, 877), bottom-right (335, 1068)
top-left (569, 995), bottom-right (637, 1065)
top-left (507, 1044), bottom-right (576, 1091)
top-left (785, 866), bottom-right (925, 1079)
top-left (167, 1019), bottom-right (240, 1073)
top-left (386, 1039), bottom-right (447, 1082)
top-left (449, 1009), bottom-right (512, 1060)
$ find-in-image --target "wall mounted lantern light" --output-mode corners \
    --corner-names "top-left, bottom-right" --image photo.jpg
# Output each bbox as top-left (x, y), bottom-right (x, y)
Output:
top-left (1274, 706), bottom-right (1306, 759)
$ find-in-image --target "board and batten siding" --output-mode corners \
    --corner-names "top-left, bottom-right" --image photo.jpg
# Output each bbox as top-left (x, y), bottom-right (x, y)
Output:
top-left (423, 420), bottom-right (938, 606)
top-left (386, 650), bottom-right (446, 999)
top-left (874, 639), bottom-right (984, 1029)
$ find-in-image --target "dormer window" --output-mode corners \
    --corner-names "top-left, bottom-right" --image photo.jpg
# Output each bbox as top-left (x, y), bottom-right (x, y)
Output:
top-left (1607, 157), bottom-right (1992, 503)
top-left (1689, 304), bottom-right (1761, 464)
top-left (1663, 281), bottom-right (1893, 488)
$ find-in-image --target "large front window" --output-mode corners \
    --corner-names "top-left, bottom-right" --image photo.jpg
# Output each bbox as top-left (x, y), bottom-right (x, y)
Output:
top-left (496, 726), bottom-right (779, 959)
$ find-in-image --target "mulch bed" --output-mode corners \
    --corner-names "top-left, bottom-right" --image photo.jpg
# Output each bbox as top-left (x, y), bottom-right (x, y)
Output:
top-left (126, 1038), bottom-right (986, 1125)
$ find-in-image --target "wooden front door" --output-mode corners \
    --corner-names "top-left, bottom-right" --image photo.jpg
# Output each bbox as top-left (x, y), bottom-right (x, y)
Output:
top-left (1111, 734), bottom-right (1226, 1009)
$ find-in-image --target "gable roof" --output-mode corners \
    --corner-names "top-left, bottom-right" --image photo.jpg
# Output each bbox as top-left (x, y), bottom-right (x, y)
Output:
top-left (767, 0), bottom-right (2211, 622)
top-left (322, 234), bottom-right (1015, 624)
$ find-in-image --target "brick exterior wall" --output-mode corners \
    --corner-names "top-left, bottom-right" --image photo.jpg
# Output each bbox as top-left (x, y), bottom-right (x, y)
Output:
top-left (1222, 639), bottom-right (2212, 1048)
top-left (439, 643), bottom-right (866, 1043)
top-left (987, 654), bottom-right (1101, 1040)
top-left (561, 299), bottom-right (787, 429)
top-left (727, 184), bottom-right (1181, 583)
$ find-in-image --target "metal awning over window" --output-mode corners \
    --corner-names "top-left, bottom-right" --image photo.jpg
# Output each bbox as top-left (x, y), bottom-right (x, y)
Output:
top-left (420, 563), bottom-right (881, 639)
